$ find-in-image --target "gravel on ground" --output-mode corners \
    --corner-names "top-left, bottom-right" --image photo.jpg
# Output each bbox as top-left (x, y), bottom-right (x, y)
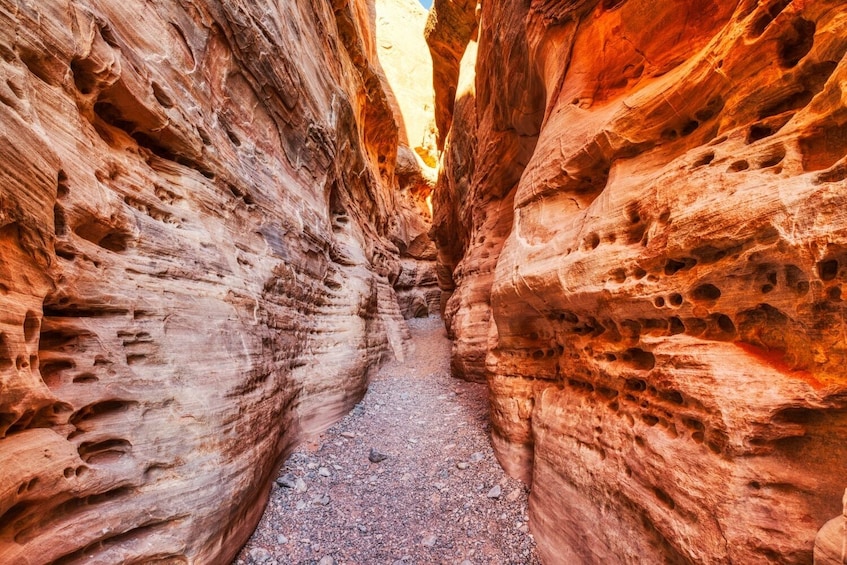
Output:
top-left (234, 316), bottom-right (540, 565)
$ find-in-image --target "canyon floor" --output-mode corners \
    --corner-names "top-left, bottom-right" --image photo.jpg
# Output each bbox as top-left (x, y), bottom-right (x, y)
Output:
top-left (234, 316), bottom-right (540, 565)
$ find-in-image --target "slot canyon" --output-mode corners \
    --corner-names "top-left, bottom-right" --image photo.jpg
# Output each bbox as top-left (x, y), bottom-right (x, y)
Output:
top-left (1, 0), bottom-right (847, 563)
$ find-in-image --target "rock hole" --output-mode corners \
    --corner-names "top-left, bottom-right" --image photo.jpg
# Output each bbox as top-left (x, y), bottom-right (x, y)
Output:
top-left (680, 120), bottom-right (699, 136)
top-left (815, 163), bottom-right (847, 184)
top-left (773, 407), bottom-right (821, 425)
top-left (97, 24), bottom-right (120, 47)
top-left (778, 18), bottom-right (815, 69)
top-left (653, 487), bottom-right (676, 510)
top-left (761, 284), bottom-right (774, 294)
top-left (77, 438), bottom-right (132, 464)
top-left (659, 390), bottom-right (684, 405)
top-left (151, 82), bottom-right (174, 109)
top-left (70, 399), bottom-right (137, 426)
top-left (72, 373), bottom-right (99, 384)
top-left (669, 293), bottom-right (683, 307)
top-left (40, 359), bottom-right (74, 388)
top-left (18, 48), bottom-right (59, 85)
top-left (57, 170), bottom-right (69, 198)
top-left (568, 379), bottom-right (595, 393)
top-left (654, 297), bottom-right (665, 308)
top-left (597, 386), bottom-right (618, 399)
top-left (70, 57), bottom-right (100, 95)
top-left (63, 467), bottom-right (75, 478)
top-left (0, 500), bottom-right (31, 528)
top-left (126, 354), bottom-right (146, 365)
top-left (691, 284), bottom-right (721, 301)
top-left (623, 349), bottom-right (656, 371)
top-left (692, 152), bottom-right (715, 168)
top-left (728, 160), bottom-right (749, 172)
top-left (642, 414), bottom-right (660, 426)
top-left (585, 232), bottom-right (600, 250)
top-left (758, 146), bottom-right (786, 168)
top-left (828, 286), bottom-right (841, 301)
top-left (98, 232), bottom-right (131, 252)
top-left (226, 127), bottom-right (241, 147)
top-left (747, 123), bottom-right (775, 143)
top-left (665, 257), bottom-right (697, 276)
top-left (707, 431), bottom-right (728, 454)
top-left (53, 204), bottom-right (68, 237)
top-left (668, 317), bottom-right (685, 335)
top-left (23, 311), bottom-right (39, 342)
top-left (610, 268), bottom-right (627, 283)
top-left (708, 138), bottom-right (729, 151)
top-left (7, 409), bottom-right (35, 434)
top-left (708, 314), bottom-right (737, 340)
top-left (817, 259), bottom-right (839, 281)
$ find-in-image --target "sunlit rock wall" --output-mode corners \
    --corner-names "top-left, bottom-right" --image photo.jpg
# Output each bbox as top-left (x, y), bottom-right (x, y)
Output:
top-left (0, 0), bottom-right (423, 562)
top-left (431, 0), bottom-right (847, 562)
top-left (377, 0), bottom-right (441, 319)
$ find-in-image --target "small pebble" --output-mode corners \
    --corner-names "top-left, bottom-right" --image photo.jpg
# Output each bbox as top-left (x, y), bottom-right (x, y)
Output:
top-left (248, 547), bottom-right (271, 563)
top-left (369, 448), bottom-right (388, 463)
top-left (456, 462), bottom-right (469, 470)
top-left (422, 534), bottom-right (437, 547)
top-left (276, 473), bottom-right (297, 488)
top-left (319, 467), bottom-right (331, 477)
top-left (487, 485), bottom-right (502, 499)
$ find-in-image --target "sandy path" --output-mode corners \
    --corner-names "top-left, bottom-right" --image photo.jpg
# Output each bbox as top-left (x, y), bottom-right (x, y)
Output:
top-left (234, 316), bottom-right (539, 565)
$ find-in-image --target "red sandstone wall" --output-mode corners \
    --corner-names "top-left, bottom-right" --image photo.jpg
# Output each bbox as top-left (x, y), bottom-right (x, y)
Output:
top-left (0, 1), bottom-right (428, 562)
top-left (431, 0), bottom-right (847, 562)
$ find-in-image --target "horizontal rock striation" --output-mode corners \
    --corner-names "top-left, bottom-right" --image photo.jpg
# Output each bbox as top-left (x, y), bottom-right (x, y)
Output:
top-left (0, 0), bottom-right (432, 563)
top-left (431, 0), bottom-right (847, 562)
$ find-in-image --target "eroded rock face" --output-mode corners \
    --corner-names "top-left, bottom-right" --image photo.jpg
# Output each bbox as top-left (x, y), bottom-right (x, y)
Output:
top-left (376, 0), bottom-right (441, 319)
top-left (432, 0), bottom-right (847, 562)
top-left (0, 0), bottom-right (428, 562)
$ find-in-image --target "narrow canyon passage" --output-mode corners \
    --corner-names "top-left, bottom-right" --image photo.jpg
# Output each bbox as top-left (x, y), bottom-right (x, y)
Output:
top-left (234, 317), bottom-right (539, 565)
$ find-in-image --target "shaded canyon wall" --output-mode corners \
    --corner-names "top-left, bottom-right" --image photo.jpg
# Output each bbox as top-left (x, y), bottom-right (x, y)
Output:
top-left (429, 0), bottom-right (847, 562)
top-left (0, 0), bottom-right (433, 563)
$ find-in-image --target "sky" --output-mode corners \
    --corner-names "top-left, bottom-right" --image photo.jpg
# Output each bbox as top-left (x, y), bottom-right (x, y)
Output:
top-left (419, 0), bottom-right (433, 9)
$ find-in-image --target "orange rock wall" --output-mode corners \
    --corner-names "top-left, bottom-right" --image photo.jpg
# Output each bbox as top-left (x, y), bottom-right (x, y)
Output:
top-left (431, 0), bottom-right (847, 562)
top-left (0, 0), bottom-right (428, 562)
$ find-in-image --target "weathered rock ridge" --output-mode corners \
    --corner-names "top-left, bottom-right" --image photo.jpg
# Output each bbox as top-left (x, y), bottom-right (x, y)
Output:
top-left (0, 0), bottom-right (433, 563)
top-left (430, 0), bottom-right (847, 563)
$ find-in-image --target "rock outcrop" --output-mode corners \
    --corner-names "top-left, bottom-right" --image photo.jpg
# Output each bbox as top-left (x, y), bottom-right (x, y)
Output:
top-left (0, 0), bottom-right (432, 563)
top-left (431, 0), bottom-right (847, 562)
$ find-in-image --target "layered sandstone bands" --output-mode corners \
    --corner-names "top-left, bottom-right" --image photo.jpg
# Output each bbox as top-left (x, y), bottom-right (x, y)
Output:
top-left (0, 0), bottom-right (433, 563)
top-left (431, 0), bottom-right (847, 562)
